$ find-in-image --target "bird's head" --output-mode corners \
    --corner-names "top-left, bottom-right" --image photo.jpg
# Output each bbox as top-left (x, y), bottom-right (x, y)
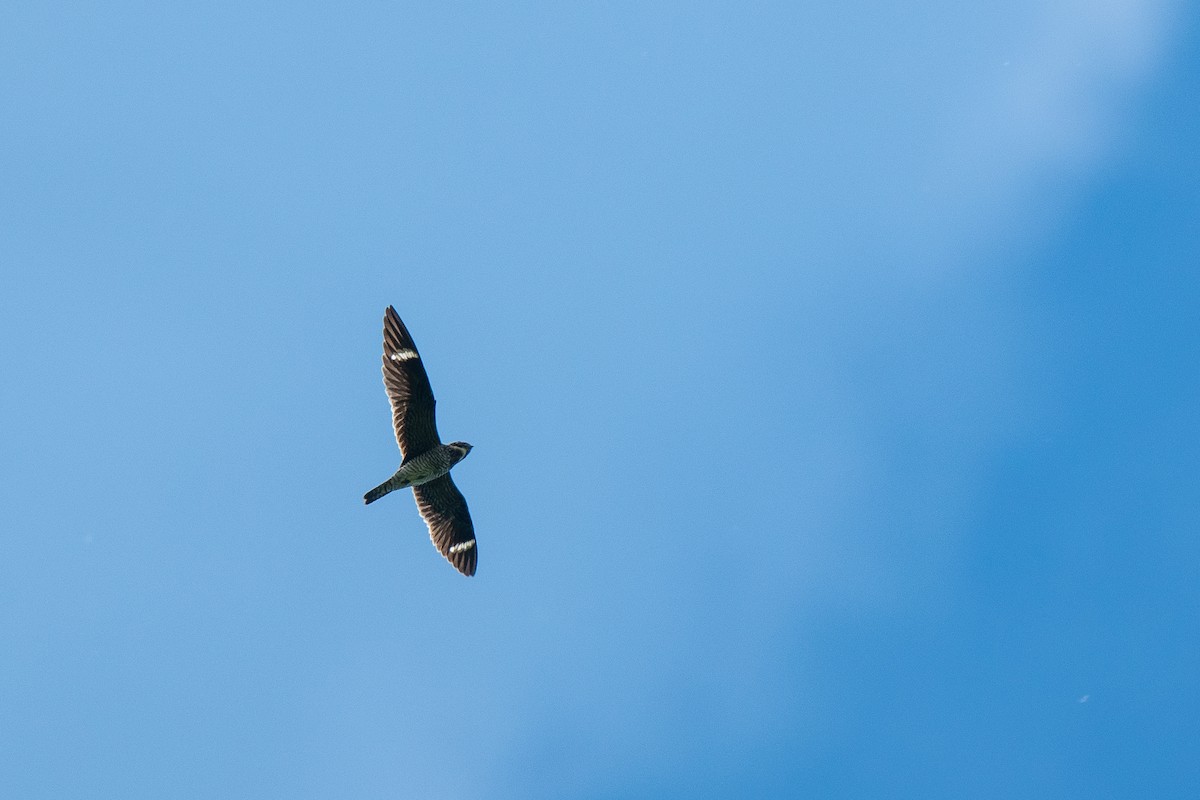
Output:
top-left (449, 441), bottom-right (473, 459)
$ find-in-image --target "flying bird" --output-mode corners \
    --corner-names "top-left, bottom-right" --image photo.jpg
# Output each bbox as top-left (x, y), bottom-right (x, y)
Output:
top-left (364, 306), bottom-right (477, 576)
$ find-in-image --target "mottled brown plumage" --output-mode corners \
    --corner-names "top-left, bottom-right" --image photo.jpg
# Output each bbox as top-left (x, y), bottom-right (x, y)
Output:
top-left (364, 306), bottom-right (476, 576)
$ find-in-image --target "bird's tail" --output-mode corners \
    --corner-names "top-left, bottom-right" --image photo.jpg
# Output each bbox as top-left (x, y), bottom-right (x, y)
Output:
top-left (364, 476), bottom-right (405, 504)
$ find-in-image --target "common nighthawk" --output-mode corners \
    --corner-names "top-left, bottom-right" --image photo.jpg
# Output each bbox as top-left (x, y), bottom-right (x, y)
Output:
top-left (363, 306), bottom-right (477, 576)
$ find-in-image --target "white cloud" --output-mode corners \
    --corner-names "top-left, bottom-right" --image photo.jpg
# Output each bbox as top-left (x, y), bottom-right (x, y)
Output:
top-left (903, 0), bottom-right (1179, 271)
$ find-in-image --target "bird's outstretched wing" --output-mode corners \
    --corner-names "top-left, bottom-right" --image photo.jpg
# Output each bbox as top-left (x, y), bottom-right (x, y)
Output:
top-left (381, 306), bottom-right (441, 458)
top-left (413, 475), bottom-right (477, 577)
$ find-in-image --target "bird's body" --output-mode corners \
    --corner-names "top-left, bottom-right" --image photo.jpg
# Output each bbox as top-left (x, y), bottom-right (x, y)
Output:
top-left (364, 442), bottom-right (472, 502)
top-left (363, 306), bottom-right (477, 576)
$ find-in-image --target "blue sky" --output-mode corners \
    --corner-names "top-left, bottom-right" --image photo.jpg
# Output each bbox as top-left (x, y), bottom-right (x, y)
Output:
top-left (2, 1), bottom-right (1198, 797)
